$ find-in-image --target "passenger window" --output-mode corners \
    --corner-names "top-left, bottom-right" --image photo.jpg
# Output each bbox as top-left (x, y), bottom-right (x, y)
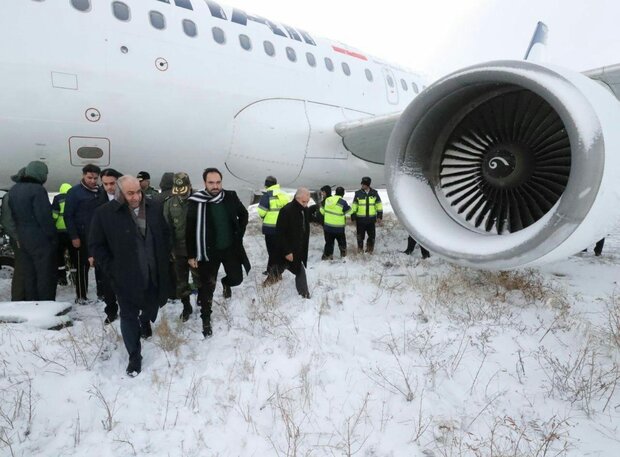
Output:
top-left (342, 62), bottom-right (351, 76)
top-left (149, 11), bottom-right (166, 30)
top-left (365, 69), bottom-right (373, 82)
top-left (182, 19), bottom-right (197, 37)
top-left (400, 79), bottom-right (408, 91)
top-left (212, 27), bottom-right (226, 44)
top-left (412, 82), bottom-right (419, 94)
top-left (239, 34), bottom-right (252, 51)
top-left (306, 52), bottom-right (316, 67)
top-left (71, 0), bottom-right (91, 12)
top-left (174, 0), bottom-right (193, 10)
top-left (324, 57), bottom-right (334, 72)
top-left (112, 2), bottom-right (130, 21)
top-left (263, 41), bottom-right (275, 57)
top-left (387, 75), bottom-right (394, 88)
top-left (286, 47), bottom-right (297, 62)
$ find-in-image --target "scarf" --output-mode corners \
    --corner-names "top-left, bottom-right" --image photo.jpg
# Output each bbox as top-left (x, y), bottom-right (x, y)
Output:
top-left (189, 189), bottom-right (225, 261)
top-left (128, 199), bottom-right (147, 237)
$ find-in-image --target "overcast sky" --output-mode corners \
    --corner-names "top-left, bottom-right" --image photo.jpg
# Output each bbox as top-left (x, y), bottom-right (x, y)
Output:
top-left (229, 0), bottom-right (620, 81)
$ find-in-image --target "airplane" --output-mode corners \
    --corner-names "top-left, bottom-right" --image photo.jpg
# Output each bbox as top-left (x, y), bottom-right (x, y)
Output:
top-left (1, 0), bottom-right (619, 270)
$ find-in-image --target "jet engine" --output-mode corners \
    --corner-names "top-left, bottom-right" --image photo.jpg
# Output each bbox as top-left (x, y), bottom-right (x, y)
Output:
top-left (385, 60), bottom-right (620, 269)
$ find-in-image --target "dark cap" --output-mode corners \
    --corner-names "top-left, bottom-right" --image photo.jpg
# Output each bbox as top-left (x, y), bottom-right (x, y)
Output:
top-left (361, 176), bottom-right (371, 186)
top-left (136, 171), bottom-right (150, 181)
top-left (264, 175), bottom-right (277, 187)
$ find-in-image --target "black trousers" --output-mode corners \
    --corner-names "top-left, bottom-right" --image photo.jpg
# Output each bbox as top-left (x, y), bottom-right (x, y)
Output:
top-left (323, 231), bottom-right (346, 257)
top-left (10, 240), bottom-right (26, 301)
top-left (197, 249), bottom-right (243, 322)
top-left (70, 242), bottom-right (90, 300)
top-left (594, 238), bottom-right (605, 255)
top-left (100, 269), bottom-right (118, 318)
top-left (405, 236), bottom-right (430, 258)
top-left (56, 231), bottom-right (72, 282)
top-left (265, 233), bottom-right (283, 276)
top-left (284, 262), bottom-right (309, 297)
top-left (356, 221), bottom-right (376, 251)
top-left (118, 280), bottom-right (159, 363)
top-left (21, 240), bottom-right (57, 301)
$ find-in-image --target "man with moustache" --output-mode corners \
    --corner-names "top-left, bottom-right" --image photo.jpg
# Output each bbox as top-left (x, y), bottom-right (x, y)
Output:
top-left (89, 175), bottom-right (171, 377)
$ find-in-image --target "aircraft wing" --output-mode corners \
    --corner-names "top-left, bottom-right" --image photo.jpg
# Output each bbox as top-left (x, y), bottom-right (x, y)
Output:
top-left (584, 64), bottom-right (620, 101)
top-left (334, 112), bottom-right (401, 165)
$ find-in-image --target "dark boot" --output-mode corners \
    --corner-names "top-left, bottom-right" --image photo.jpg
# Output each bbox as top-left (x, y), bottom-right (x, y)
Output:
top-left (201, 300), bottom-right (213, 338)
top-left (140, 321), bottom-right (152, 339)
top-left (126, 355), bottom-right (142, 377)
top-left (339, 248), bottom-right (346, 258)
top-left (222, 279), bottom-right (231, 299)
top-left (202, 320), bottom-right (212, 338)
top-left (403, 236), bottom-right (415, 255)
top-left (180, 296), bottom-right (192, 322)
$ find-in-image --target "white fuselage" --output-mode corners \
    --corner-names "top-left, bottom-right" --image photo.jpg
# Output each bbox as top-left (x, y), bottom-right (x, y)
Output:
top-left (0, 0), bottom-right (424, 194)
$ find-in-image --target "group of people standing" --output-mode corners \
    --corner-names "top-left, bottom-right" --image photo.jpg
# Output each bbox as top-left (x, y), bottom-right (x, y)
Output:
top-left (0, 163), bottom-right (417, 377)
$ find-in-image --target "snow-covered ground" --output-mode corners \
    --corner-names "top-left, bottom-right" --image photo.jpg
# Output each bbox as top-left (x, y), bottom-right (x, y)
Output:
top-left (1, 193), bottom-right (619, 456)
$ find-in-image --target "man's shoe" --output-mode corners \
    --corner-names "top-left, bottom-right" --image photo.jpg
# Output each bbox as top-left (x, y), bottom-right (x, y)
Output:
top-left (104, 313), bottom-right (118, 325)
top-left (202, 321), bottom-right (213, 338)
top-left (140, 321), bottom-right (152, 339)
top-left (300, 292), bottom-right (311, 299)
top-left (126, 356), bottom-right (142, 377)
top-left (180, 306), bottom-right (192, 322)
top-left (321, 255), bottom-right (333, 261)
top-left (595, 252), bottom-right (602, 257)
top-left (422, 254), bottom-right (431, 259)
top-left (222, 281), bottom-right (232, 299)
top-left (262, 270), bottom-right (268, 276)
top-left (57, 277), bottom-right (68, 286)
top-left (403, 249), bottom-right (413, 255)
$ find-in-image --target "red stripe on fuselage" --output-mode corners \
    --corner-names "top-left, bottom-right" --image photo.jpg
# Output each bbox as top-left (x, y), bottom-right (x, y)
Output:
top-left (332, 46), bottom-right (368, 61)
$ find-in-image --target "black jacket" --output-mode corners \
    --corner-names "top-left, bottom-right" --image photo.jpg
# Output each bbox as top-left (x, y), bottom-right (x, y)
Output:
top-left (89, 198), bottom-right (172, 307)
top-left (8, 179), bottom-right (57, 250)
top-left (276, 199), bottom-right (310, 275)
top-left (64, 181), bottom-right (102, 240)
top-left (185, 190), bottom-right (251, 273)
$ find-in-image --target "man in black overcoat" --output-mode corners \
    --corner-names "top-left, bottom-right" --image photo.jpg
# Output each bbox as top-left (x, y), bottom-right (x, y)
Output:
top-left (89, 175), bottom-right (172, 376)
top-left (186, 168), bottom-right (251, 338)
top-left (269, 187), bottom-right (311, 299)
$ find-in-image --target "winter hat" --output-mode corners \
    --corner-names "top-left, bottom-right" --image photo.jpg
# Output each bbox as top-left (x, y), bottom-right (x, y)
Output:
top-left (24, 161), bottom-right (49, 184)
top-left (361, 176), bottom-right (371, 186)
top-left (159, 172), bottom-right (174, 191)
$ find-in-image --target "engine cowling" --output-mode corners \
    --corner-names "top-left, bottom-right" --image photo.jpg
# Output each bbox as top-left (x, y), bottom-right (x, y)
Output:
top-left (385, 60), bottom-right (620, 269)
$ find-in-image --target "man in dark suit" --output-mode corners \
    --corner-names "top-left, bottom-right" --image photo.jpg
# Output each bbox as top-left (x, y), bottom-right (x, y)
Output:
top-left (186, 168), bottom-right (250, 338)
top-left (266, 187), bottom-right (311, 299)
top-left (89, 175), bottom-right (172, 377)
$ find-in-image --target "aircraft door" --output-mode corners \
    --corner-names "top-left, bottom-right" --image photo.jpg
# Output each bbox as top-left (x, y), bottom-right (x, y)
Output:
top-left (381, 67), bottom-right (399, 105)
top-left (226, 99), bottom-right (310, 186)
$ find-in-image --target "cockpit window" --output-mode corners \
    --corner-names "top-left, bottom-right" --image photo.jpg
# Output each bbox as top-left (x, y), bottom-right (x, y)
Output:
top-left (149, 11), bottom-right (166, 30)
top-left (174, 0), bottom-right (193, 10)
top-left (71, 0), bottom-right (91, 12)
top-left (112, 2), bottom-right (130, 21)
top-left (212, 27), bottom-right (226, 45)
top-left (182, 19), bottom-right (197, 37)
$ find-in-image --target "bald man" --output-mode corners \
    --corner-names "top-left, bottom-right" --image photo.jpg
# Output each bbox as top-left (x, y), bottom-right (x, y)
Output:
top-left (266, 187), bottom-right (311, 298)
top-left (89, 175), bottom-right (172, 377)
